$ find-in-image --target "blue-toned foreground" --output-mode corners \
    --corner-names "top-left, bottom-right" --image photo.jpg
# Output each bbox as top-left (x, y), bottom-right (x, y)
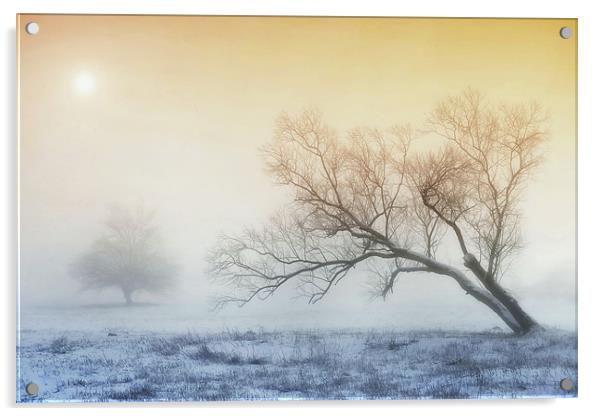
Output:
top-left (17, 328), bottom-right (576, 402)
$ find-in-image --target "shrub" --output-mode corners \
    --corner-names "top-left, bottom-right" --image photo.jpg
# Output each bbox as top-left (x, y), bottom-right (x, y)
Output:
top-left (106, 383), bottom-right (156, 401)
top-left (146, 337), bottom-right (181, 356)
top-left (186, 343), bottom-right (267, 365)
top-left (186, 343), bottom-right (225, 362)
top-left (49, 336), bottom-right (74, 354)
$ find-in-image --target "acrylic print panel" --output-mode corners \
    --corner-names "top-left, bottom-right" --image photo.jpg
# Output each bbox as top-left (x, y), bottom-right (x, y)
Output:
top-left (17, 15), bottom-right (577, 402)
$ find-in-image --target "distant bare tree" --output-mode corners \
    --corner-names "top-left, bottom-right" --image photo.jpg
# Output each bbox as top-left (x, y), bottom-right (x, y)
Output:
top-left (208, 90), bottom-right (546, 334)
top-left (71, 205), bottom-right (177, 305)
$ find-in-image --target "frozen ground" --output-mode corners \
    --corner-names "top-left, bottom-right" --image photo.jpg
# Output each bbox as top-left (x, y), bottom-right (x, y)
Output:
top-left (17, 305), bottom-right (577, 402)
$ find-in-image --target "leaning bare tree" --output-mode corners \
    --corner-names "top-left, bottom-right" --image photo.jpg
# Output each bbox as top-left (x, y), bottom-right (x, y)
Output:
top-left (208, 89), bottom-right (546, 334)
top-left (71, 205), bottom-right (177, 305)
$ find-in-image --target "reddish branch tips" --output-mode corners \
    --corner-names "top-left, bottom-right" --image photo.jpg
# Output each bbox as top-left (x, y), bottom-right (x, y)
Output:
top-left (208, 90), bottom-right (546, 334)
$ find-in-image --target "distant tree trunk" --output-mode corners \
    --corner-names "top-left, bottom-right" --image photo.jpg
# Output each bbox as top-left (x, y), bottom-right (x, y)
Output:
top-left (122, 288), bottom-right (134, 305)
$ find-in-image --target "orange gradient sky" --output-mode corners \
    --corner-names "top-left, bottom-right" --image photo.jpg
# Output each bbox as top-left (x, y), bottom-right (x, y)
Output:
top-left (18, 16), bottom-right (577, 329)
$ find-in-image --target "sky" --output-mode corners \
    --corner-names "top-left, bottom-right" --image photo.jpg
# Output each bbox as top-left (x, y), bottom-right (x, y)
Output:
top-left (18, 15), bottom-right (577, 331)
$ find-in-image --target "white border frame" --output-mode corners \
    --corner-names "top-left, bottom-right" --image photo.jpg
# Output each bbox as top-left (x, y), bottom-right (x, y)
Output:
top-left (2, 1), bottom-right (600, 415)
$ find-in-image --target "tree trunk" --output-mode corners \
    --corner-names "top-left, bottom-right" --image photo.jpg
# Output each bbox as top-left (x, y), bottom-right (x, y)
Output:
top-left (123, 288), bottom-right (134, 305)
top-left (391, 247), bottom-right (535, 334)
top-left (462, 254), bottom-right (541, 334)
top-left (484, 280), bottom-right (539, 333)
top-left (432, 264), bottom-right (524, 334)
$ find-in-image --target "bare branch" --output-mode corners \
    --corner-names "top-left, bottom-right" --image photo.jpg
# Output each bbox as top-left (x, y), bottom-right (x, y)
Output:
top-left (425, 89), bottom-right (546, 281)
top-left (207, 94), bottom-right (546, 334)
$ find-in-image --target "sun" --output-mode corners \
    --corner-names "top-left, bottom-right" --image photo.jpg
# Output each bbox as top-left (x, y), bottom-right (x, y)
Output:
top-left (73, 72), bottom-right (95, 95)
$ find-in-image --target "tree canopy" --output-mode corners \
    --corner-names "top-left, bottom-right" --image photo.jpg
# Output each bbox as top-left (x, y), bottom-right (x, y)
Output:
top-left (208, 90), bottom-right (547, 334)
top-left (72, 205), bottom-right (177, 304)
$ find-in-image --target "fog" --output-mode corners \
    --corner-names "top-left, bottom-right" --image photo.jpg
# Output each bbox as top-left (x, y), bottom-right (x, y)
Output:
top-left (18, 15), bottom-right (576, 331)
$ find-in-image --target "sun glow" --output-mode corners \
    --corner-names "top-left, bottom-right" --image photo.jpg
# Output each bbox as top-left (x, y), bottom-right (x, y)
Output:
top-left (73, 72), bottom-right (95, 95)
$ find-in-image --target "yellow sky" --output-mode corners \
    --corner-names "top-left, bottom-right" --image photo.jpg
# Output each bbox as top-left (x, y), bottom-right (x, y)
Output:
top-left (17, 16), bottom-right (576, 324)
top-left (18, 16), bottom-right (576, 156)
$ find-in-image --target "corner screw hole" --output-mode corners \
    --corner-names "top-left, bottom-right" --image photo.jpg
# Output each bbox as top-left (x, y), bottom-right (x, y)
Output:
top-left (559, 27), bottom-right (572, 39)
top-left (559, 378), bottom-right (574, 391)
top-left (25, 22), bottom-right (39, 35)
top-left (25, 382), bottom-right (39, 396)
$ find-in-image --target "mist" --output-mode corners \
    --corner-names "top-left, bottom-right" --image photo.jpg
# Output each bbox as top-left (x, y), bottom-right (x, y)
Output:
top-left (19, 15), bottom-right (576, 332)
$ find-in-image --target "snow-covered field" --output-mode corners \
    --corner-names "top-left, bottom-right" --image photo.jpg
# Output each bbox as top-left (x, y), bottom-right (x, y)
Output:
top-left (17, 304), bottom-right (577, 402)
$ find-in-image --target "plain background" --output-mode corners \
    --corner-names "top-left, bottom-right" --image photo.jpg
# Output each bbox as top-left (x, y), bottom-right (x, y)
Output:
top-left (1, 0), bottom-right (599, 415)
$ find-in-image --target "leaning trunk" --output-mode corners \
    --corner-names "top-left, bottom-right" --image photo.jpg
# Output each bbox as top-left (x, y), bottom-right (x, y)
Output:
top-left (391, 248), bottom-right (526, 334)
top-left (484, 280), bottom-right (539, 334)
top-left (435, 266), bottom-right (524, 334)
top-left (463, 254), bottom-right (541, 334)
